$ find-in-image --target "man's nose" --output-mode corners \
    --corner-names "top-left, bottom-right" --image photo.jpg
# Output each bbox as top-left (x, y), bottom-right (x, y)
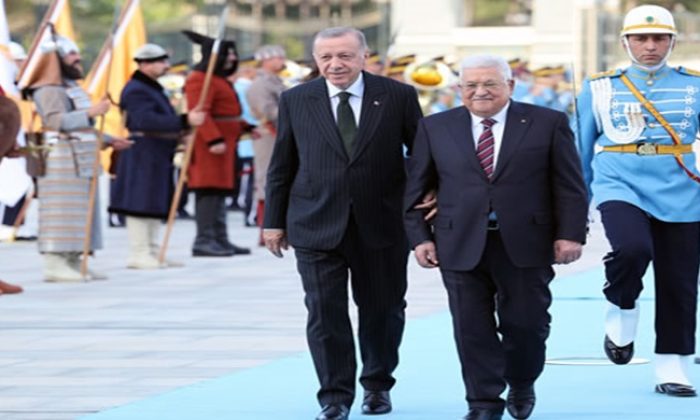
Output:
top-left (329, 56), bottom-right (343, 68)
top-left (643, 39), bottom-right (658, 50)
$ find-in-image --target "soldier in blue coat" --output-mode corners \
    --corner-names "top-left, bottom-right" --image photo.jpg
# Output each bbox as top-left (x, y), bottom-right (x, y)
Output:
top-left (577, 4), bottom-right (700, 397)
top-left (110, 44), bottom-right (204, 269)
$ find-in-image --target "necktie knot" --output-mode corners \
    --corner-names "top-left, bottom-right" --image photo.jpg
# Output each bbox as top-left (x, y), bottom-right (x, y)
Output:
top-left (338, 91), bottom-right (351, 103)
top-left (481, 118), bottom-right (496, 129)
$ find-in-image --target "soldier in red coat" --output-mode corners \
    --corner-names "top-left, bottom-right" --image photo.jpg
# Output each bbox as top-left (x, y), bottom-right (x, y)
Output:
top-left (183, 30), bottom-right (251, 257)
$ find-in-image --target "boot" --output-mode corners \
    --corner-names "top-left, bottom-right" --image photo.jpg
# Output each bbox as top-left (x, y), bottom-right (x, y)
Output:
top-left (67, 253), bottom-right (108, 280)
top-left (147, 219), bottom-right (183, 268)
top-left (44, 253), bottom-right (86, 283)
top-left (214, 195), bottom-right (251, 255)
top-left (127, 217), bottom-right (161, 269)
top-left (0, 280), bottom-right (23, 294)
top-left (193, 194), bottom-right (234, 257)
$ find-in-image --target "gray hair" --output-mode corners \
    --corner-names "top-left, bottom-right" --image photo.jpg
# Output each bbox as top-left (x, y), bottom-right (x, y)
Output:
top-left (313, 27), bottom-right (368, 53)
top-left (254, 44), bottom-right (286, 61)
top-left (459, 54), bottom-right (512, 80)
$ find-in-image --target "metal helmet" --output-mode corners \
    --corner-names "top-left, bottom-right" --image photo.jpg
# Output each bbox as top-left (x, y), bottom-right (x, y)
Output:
top-left (620, 4), bottom-right (677, 37)
top-left (40, 35), bottom-right (80, 57)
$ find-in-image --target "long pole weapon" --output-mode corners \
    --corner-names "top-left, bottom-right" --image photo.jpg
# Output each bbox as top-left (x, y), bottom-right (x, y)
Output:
top-left (80, 1), bottom-right (123, 278)
top-left (159, 6), bottom-right (229, 265)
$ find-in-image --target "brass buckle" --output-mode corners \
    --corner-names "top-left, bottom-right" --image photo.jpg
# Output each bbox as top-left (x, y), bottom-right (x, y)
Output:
top-left (636, 143), bottom-right (657, 155)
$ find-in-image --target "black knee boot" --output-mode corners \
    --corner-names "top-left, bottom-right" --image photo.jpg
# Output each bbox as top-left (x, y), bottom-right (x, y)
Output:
top-left (214, 195), bottom-right (251, 255)
top-left (193, 193), bottom-right (234, 257)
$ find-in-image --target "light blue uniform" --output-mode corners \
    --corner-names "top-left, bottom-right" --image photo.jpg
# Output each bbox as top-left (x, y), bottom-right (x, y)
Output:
top-left (577, 65), bottom-right (700, 222)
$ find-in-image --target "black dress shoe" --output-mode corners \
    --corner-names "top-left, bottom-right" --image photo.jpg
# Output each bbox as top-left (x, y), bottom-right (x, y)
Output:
top-left (604, 335), bottom-right (634, 364)
top-left (316, 404), bottom-right (350, 420)
top-left (463, 408), bottom-right (503, 420)
top-left (507, 384), bottom-right (536, 419)
top-left (192, 241), bottom-right (235, 257)
top-left (362, 390), bottom-right (391, 414)
top-left (655, 383), bottom-right (697, 397)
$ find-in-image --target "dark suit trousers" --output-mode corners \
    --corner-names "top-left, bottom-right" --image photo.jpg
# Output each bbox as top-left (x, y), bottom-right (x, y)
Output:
top-left (440, 231), bottom-right (553, 411)
top-left (599, 200), bottom-right (699, 354)
top-left (294, 216), bottom-right (408, 407)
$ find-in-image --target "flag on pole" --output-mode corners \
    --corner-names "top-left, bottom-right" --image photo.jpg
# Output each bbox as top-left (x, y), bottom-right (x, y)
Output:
top-left (84, 0), bottom-right (146, 139)
top-left (17, 0), bottom-right (76, 92)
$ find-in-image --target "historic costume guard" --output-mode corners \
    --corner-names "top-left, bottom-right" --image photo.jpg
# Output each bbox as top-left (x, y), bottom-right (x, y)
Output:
top-left (183, 30), bottom-right (251, 257)
top-left (25, 35), bottom-right (129, 282)
top-left (110, 43), bottom-right (204, 268)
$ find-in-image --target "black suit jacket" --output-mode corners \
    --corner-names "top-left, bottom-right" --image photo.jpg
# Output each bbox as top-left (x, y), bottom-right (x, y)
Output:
top-left (404, 101), bottom-right (588, 270)
top-left (264, 72), bottom-right (422, 250)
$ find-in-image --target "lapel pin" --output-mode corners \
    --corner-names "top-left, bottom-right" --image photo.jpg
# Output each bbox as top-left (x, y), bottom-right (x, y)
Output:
top-left (521, 119), bottom-right (527, 123)
top-left (373, 100), bottom-right (381, 106)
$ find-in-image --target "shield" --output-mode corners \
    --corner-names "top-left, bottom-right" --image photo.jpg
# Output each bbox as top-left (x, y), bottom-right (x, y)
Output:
top-left (0, 96), bottom-right (21, 159)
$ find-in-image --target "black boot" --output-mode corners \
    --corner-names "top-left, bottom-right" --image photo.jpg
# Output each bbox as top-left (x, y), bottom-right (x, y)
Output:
top-left (214, 195), bottom-right (251, 255)
top-left (192, 193), bottom-right (234, 257)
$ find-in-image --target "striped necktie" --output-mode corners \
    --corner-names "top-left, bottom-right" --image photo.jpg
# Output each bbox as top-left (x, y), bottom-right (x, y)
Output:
top-left (476, 118), bottom-right (496, 178)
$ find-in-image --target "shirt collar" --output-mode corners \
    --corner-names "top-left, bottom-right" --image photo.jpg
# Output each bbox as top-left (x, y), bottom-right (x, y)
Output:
top-left (326, 72), bottom-right (365, 99)
top-left (470, 101), bottom-right (510, 129)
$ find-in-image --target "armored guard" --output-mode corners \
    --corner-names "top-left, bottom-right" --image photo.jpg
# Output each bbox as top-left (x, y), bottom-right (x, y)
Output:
top-left (577, 4), bottom-right (700, 397)
top-left (24, 35), bottom-right (123, 282)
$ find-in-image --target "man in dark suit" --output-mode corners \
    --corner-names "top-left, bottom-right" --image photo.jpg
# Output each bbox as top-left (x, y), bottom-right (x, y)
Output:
top-left (263, 27), bottom-right (422, 420)
top-left (404, 54), bottom-right (587, 420)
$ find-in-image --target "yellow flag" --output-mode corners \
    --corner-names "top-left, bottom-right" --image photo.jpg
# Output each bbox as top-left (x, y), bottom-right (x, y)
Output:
top-left (53, 0), bottom-right (76, 42)
top-left (17, 0), bottom-right (76, 92)
top-left (84, 0), bottom-right (146, 139)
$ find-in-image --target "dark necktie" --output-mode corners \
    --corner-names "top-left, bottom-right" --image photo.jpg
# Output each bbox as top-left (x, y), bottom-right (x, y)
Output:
top-left (476, 118), bottom-right (496, 178)
top-left (336, 91), bottom-right (357, 155)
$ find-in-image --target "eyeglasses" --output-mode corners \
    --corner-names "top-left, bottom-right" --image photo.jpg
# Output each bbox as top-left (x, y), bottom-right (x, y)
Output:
top-left (458, 81), bottom-right (509, 92)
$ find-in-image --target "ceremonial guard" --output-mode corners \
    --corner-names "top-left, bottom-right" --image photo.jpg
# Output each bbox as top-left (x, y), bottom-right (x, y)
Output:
top-left (24, 35), bottom-right (129, 282)
top-left (183, 30), bottom-right (251, 257)
top-left (246, 44), bottom-right (286, 245)
top-left (577, 4), bottom-right (700, 397)
top-left (109, 44), bottom-right (204, 269)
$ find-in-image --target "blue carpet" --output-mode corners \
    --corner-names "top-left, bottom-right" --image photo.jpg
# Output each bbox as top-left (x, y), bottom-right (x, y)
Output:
top-left (82, 267), bottom-right (699, 419)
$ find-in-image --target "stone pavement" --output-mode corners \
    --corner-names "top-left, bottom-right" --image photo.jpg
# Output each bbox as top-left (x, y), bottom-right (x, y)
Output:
top-left (0, 208), bottom-right (610, 420)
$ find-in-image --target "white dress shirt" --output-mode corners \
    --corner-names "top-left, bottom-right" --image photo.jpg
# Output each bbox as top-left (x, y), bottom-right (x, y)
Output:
top-left (326, 74), bottom-right (364, 127)
top-left (470, 101), bottom-right (511, 172)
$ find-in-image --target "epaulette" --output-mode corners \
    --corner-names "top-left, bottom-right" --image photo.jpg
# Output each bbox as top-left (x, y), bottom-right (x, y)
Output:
top-left (589, 68), bottom-right (622, 80)
top-left (676, 66), bottom-right (700, 77)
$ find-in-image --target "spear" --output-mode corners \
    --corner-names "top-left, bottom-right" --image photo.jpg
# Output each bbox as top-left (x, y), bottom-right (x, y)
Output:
top-left (158, 6), bottom-right (229, 265)
top-left (80, 0), bottom-right (124, 278)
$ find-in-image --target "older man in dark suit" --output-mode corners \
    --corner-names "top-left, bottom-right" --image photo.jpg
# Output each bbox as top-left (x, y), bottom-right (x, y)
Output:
top-left (263, 27), bottom-right (422, 420)
top-left (404, 54), bottom-right (588, 420)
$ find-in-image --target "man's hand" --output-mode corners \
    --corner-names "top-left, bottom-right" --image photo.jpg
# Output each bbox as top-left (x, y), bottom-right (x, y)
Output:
top-left (413, 189), bottom-right (437, 221)
top-left (263, 229), bottom-right (288, 258)
top-left (414, 241), bottom-right (439, 268)
top-left (554, 239), bottom-right (582, 265)
top-left (208, 143), bottom-right (226, 154)
top-left (187, 107), bottom-right (206, 127)
top-left (87, 98), bottom-right (110, 118)
top-left (110, 137), bottom-right (134, 151)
